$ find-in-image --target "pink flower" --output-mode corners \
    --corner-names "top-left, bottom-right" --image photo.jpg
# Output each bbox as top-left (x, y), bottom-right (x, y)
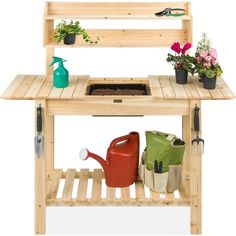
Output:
top-left (212, 59), bottom-right (218, 65)
top-left (182, 43), bottom-right (192, 55)
top-left (171, 42), bottom-right (181, 54)
top-left (210, 48), bottom-right (217, 59)
top-left (200, 50), bottom-right (208, 58)
top-left (204, 62), bottom-right (211, 68)
top-left (206, 55), bottom-right (212, 62)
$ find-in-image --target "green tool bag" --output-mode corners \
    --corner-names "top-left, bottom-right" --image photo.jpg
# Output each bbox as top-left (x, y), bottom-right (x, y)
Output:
top-left (145, 131), bottom-right (185, 172)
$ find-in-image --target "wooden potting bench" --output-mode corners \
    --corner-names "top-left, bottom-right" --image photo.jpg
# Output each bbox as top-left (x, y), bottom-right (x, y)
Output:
top-left (1, 1), bottom-right (235, 235)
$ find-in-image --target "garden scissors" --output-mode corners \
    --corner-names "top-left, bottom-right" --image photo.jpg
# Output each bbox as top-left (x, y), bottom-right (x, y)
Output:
top-left (155, 8), bottom-right (185, 17)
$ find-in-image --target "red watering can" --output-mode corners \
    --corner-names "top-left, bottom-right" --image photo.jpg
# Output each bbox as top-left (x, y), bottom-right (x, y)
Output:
top-left (80, 132), bottom-right (139, 188)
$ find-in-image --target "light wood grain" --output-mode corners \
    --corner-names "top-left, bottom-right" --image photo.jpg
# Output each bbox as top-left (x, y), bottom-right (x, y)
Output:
top-left (170, 75), bottom-right (188, 99)
top-left (158, 75), bottom-right (175, 98)
top-left (25, 76), bottom-right (46, 99)
top-left (62, 169), bottom-right (76, 201)
top-left (135, 181), bottom-right (145, 200)
top-left (73, 75), bottom-right (89, 98)
top-left (47, 29), bottom-right (186, 48)
top-left (92, 169), bottom-right (103, 201)
top-left (60, 76), bottom-right (79, 99)
top-left (45, 2), bottom-right (189, 19)
top-left (107, 187), bottom-right (116, 201)
top-left (121, 187), bottom-right (130, 201)
top-left (77, 169), bottom-right (89, 201)
top-left (148, 75), bottom-right (163, 98)
top-left (12, 75), bottom-right (36, 99)
top-left (1, 75), bottom-right (25, 99)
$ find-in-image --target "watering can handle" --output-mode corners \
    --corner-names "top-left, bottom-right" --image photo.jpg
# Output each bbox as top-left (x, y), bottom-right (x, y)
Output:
top-left (110, 135), bottom-right (131, 150)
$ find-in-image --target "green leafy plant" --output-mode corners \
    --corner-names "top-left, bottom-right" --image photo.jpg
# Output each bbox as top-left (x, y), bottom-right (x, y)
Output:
top-left (54, 20), bottom-right (99, 44)
top-left (166, 42), bottom-right (195, 74)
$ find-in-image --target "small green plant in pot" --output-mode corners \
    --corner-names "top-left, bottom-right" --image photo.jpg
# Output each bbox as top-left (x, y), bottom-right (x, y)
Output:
top-left (166, 42), bottom-right (195, 84)
top-left (54, 20), bottom-right (99, 45)
top-left (195, 48), bottom-right (223, 89)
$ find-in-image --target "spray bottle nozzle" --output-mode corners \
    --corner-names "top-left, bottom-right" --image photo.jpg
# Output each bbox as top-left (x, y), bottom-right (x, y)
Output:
top-left (49, 56), bottom-right (67, 67)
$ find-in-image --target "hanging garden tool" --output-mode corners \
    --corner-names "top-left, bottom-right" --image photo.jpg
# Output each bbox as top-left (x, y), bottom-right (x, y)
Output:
top-left (34, 104), bottom-right (44, 158)
top-left (191, 104), bottom-right (204, 154)
top-left (155, 8), bottom-right (185, 17)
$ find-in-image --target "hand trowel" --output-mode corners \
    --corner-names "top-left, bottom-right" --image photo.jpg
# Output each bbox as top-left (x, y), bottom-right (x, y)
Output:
top-left (35, 104), bottom-right (44, 157)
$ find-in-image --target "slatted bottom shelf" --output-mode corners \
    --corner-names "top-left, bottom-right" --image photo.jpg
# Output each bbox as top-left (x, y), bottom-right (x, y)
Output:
top-left (46, 169), bottom-right (190, 206)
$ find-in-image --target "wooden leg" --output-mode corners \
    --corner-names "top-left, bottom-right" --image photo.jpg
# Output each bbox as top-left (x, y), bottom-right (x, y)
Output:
top-left (189, 100), bottom-right (202, 234)
top-left (35, 100), bottom-right (54, 234)
top-left (45, 115), bottom-right (54, 171)
top-left (182, 115), bottom-right (190, 172)
top-left (35, 101), bottom-right (46, 234)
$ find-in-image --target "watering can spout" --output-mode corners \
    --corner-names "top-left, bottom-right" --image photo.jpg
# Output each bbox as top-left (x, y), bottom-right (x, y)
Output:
top-left (79, 149), bottom-right (108, 174)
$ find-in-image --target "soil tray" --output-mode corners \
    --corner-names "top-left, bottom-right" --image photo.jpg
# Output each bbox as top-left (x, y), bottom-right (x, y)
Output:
top-left (87, 83), bottom-right (150, 96)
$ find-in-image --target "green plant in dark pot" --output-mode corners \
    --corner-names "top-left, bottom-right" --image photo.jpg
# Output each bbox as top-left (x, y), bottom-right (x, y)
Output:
top-left (166, 42), bottom-right (195, 84)
top-left (54, 20), bottom-right (99, 45)
top-left (195, 49), bottom-right (223, 89)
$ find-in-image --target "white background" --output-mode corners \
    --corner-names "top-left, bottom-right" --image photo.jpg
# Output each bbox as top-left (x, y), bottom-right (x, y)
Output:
top-left (0, 0), bottom-right (236, 235)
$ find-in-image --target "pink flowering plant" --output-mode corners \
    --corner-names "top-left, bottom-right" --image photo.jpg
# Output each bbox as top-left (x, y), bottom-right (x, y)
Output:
top-left (166, 42), bottom-right (195, 74)
top-left (195, 33), bottom-right (223, 79)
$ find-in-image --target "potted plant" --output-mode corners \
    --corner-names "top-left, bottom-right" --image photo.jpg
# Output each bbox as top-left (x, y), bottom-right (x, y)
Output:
top-left (195, 48), bottom-right (223, 89)
top-left (54, 20), bottom-right (99, 45)
top-left (195, 33), bottom-right (212, 82)
top-left (166, 42), bottom-right (195, 84)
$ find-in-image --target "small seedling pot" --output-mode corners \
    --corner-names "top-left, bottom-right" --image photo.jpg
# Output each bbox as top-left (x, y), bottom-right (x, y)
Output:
top-left (63, 34), bottom-right (76, 45)
top-left (175, 69), bottom-right (188, 84)
top-left (203, 76), bottom-right (216, 90)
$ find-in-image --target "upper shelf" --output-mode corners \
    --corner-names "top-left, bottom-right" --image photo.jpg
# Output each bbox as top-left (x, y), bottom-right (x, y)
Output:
top-left (44, 2), bottom-right (192, 20)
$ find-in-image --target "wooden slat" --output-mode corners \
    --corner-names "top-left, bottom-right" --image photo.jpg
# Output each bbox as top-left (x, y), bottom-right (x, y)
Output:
top-left (1, 75), bottom-right (25, 99)
top-left (121, 187), bottom-right (130, 201)
top-left (48, 86), bottom-right (63, 99)
top-left (135, 181), bottom-right (145, 200)
top-left (60, 76), bottom-right (79, 99)
top-left (37, 80), bottom-right (53, 98)
top-left (48, 169), bottom-right (62, 199)
top-left (165, 192), bottom-right (175, 203)
top-left (77, 169), bottom-right (89, 201)
top-left (24, 76), bottom-right (46, 99)
top-left (47, 29), bottom-right (187, 48)
top-left (183, 79), bottom-right (200, 99)
top-left (217, 77), bottom-right (235, 98)
top-left (107, 187), bottom-right (116, 201)
top-left (45, 14), bottom-right (191, 20)
top-left (12, 75), bottom-right (36, 99)
top-left (208, 86), bottom-right (224, 99)
top-left (190, 76), bottom-right (211, 99)
top-left (62, 169), bottom-right (76, 201)
top-left (169, 75), bottom-right (188, 99)
top-left (73, 75), bottom-right (89, 98)
top-left (150, 189), bottom-right (160, 200)
top-left (46, 2), bottom-right (189, 18)
top-left (148, 75), bottom-right (163, 98)
top-left (158, 75), bottom-right (175, 98)
top-left (91, 169), bottom-right (103, 201)
top-left (179, 174), bottom-right (190, 201)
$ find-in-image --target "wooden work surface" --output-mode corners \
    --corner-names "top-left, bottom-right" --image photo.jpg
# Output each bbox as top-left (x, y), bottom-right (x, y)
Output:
top-left (2, 74), bottom-right (235, 100)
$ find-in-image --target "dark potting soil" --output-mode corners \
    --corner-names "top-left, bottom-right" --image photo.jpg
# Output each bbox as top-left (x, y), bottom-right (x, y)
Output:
top-left (88, 84), bottom-right (149, 96)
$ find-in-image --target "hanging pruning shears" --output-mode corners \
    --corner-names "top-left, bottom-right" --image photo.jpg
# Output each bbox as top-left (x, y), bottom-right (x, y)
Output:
top-left (34, 104), bottom-right (44, 158)
top-left (191, 104), bottom-right (204, 155)
top-left (155, 8), bottom-right (185, 17)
